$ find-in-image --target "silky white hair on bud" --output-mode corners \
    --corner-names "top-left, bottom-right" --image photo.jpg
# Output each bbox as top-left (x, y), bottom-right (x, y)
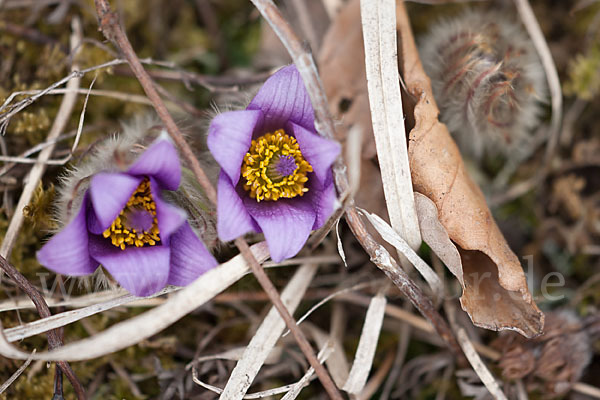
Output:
top-left (419, 9), bottom-right (547, 160)
top-left (51, 115), bottom-right (218, 291)
top-left (55, 115), bottom-right (159, 227)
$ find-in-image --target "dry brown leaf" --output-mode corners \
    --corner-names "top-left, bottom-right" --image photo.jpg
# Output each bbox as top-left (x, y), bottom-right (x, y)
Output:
top-left (396, 0), bottom-right (544, 337)
top-left (414, 193), bottom-right (463, 287)
top-left (415, 194), bottom-right (543, 336)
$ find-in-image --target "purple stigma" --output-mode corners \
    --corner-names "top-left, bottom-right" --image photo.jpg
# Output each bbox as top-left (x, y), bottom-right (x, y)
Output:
top-left (274, 154), bottom-right (297, 177)
top-left (125, 208), bottom-right (155, 232)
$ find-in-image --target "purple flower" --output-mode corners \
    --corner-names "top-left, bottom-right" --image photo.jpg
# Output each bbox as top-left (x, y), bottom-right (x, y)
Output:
top-left (37, 138), bottom-right (218, 297)
top-left (207, 65), bottom-right (340, 262)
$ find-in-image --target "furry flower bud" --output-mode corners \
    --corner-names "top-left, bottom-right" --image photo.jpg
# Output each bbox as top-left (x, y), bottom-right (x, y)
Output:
top-left (38, 116), bottom-right (217, 296)
top-left (419, 10), bottom-right (546, 159)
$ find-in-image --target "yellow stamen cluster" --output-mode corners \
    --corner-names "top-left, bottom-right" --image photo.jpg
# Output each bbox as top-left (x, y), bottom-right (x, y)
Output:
top-left (102, 178), bottom-right (161, 250)
top-left (241, 129), bottom-right (313, 202)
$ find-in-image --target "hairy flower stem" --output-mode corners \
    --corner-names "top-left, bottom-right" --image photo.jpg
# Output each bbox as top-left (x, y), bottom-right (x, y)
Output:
top-left (93, 1), bottom-right (341, 397)
top-left (0, 255), bottom-right (86, 399)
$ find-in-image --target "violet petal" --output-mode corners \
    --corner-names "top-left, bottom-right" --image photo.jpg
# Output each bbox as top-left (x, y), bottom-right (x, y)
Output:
top-left (290, 121), bottom-right (340, 185)
top-left (86, 206), bottom-right (104, 235)
top-left (89, 236), bottom-right (170, 297)
top-left (207, 109), bottom-right (262, 185)
top-left (247, 65), bottom-right (315, 133)
top-left (306, 172), bottom-right (337, 230)
top-left (127, 139), bottom-right (181, 191)
top-left (37, 196), bottom-right (97, 276)
top-left (150, 178), bottom-right (187, 242)
top-left (167, 222), bottom-right (218, 286)
top-left (243, 196), bottom-right (316, 262)
top-left (90, 172), bottom-right (141, 231)
top-left (216, 171), bottom-right (259, 241)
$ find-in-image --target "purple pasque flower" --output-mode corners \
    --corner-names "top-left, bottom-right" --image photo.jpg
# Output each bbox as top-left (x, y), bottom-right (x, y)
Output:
top-left (207, 65), bottom-right (340, 262)
top-left (37, 138), bottom-right (218, 297)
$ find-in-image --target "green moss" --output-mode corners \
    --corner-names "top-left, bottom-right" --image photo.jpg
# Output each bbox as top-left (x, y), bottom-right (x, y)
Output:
top-left (564, 44), bottom-right (600, 100)
top-left (0, 367), bottom-right (60, 400)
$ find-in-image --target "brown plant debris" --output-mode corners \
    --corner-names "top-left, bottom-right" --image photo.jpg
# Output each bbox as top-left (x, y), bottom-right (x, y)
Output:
top-left (492, 310), bottom-right (594, 397)
top-left (396, 0), bottom-right (544, 337)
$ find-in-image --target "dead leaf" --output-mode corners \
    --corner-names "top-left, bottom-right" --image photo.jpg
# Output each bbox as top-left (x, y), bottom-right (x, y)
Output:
top-left (459, 250), bottom-right (545, 337)
top-left (396, 0), bottom-right (544, 337)
top-left (415, 194), bottom-right (542, 336)
top-left (414, 192), bottom-right (463, 287)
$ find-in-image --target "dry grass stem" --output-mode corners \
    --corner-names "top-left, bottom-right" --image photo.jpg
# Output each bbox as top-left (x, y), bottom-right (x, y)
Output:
top-left (342, 290), bottom-right (387, 394)
top-left (454, 326), bottom-right (508, 400)
top-left (380, 313), bottom-right (412, 399)
top-left (345, 207), bottom-right (464, 358)
top-left (357, 349), bottom-right (395, 399)
top-left (359, 208), bottom-right (443, 301)
top-left (220, 263), bottom-right (318, 398)
top-left (282, 280), bottom-right (381, 337)
top-left (0, 18), bottom-right (82, 260)
top-left (513, 0), bottom-right (563, 165)
top-left (192, 345), bottom-right (332, 399)
top-left (572, 382), bottom-right (600, 399)
top-left (280, 345), bottom-right (333, 400)
top-left (0, 349), bottom-right (35, 394)
top-left (3, 286), bottom-right (176, 343)
top-left (359, 0), bottom-right (421, 252)
top-left (0, 243), bottom-right (269, 361)
top-left (447, 302), bottom-right (508, 400)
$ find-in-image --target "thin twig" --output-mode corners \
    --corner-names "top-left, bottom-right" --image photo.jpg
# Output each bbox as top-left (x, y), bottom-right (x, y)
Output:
top-left (0, 58), bottom-right (126, 122)
top-left (0, 256), bottom-right (85, 399)
top-left (93, 1), bottom-right (341, 397)
top-left (233, 238), bottom-right (343, 399)
top-left (113, 66), bottom-right (274, 92)
top-left (0, 21), bottom-right (67, 52)
top-left (0, 349), bottom-right (36, 394)
top-left (94, 0), bottom-right (216, 204)
top-left (345, 208), bottom-right (464, 359)
top-left (0, 57), bottom-right (220, 121)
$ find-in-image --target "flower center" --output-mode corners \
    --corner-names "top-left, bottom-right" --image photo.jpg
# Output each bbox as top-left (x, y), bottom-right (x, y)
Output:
top-left (241, 129), bottom-right (313, 202)
top-left (102, 178), bottom-right (161, 250)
